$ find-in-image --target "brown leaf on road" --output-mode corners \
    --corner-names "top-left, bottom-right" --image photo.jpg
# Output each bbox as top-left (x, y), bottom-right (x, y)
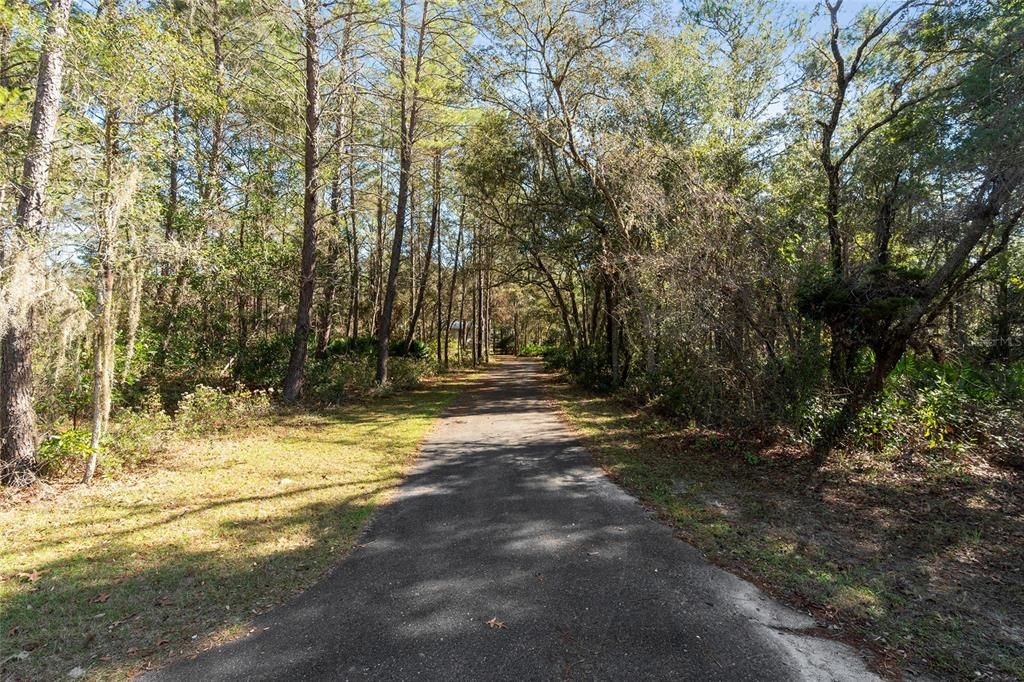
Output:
top-left (486, 617), bottom-right (507, 630)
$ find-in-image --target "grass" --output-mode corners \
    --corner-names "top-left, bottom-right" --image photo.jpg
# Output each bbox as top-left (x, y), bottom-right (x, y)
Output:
top-left (549, 377), bottom-right (1024, 681)
top-left (0, 374), bottom-right (470, 681)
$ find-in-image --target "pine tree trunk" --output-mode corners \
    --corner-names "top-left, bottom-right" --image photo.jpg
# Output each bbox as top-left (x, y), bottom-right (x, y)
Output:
top-left (283, 0), bottom-right (321, 401)
top-left (404, 152), bottom-right (441, 352)
top-left (315, 135), bottom-right (342, 359)
top-left (348, 114), bottom-right (360, 338)
top-left (1, 0), bottom-right (72, 487)
top-left (443, 200), bottom-right (464, 369)
top-left (376, 0), bottom-right (428, 384)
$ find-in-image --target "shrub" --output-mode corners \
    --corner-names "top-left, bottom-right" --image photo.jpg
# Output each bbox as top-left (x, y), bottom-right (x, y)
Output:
top-left (542, 345), bottom-right (613, 389)
top-left (308, 356), bottom-right (377, 401)
top-left (37, 429), bottom-right (92, 477)
top-left (324, 336), bottom-right (430, 360)
top-left (176, 384), bottom-right (272, 433)
top-left (390, 338), bottom-right (430, 359)
top-left (325, 335), bottom-right (378, 357)
top-left (388, 357), bottom-right (435, 388)
top-left (309, 355), bottom-right (435, 401)
top-left (106, 392), bottom-right (173, 470)
top-left (519, 343), bottom-right (551, 357)
top-left (848, 355), bottom-right (1024, 459)
top-left (235, 335), bottom-right (292, 388)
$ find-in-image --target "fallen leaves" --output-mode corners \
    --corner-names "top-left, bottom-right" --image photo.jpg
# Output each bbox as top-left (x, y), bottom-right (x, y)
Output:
top-left (485, 617), bottom-right (507, 630)
top-left (91, 592), bottom-right (111, 604)
top-left (17, 569), bottom-right (43, 583)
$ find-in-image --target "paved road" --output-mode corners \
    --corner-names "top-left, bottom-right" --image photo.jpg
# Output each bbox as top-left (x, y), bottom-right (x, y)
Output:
top-left (146, 358), bottom-right (878, 681)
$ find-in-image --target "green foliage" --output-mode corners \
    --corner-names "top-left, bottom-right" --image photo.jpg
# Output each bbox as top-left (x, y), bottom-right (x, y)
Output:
top-left (104, 392), bottom-right (173, 472)
top-left (391, 339), bottom-right (430, 360)
top-left (37, 429), bottom-right (92, 477)
top-left (235, 335), bottom-right (293, 388)
top-left (518, 343), bottom-right (552, 357)
top-left (175, 384), bottom-right (273, 434)
top-left (325, 336), bottom-right (430, 360)
top-left (543, 345), bottom-right (616, 390)
top-left (854, 356), bottom-right (1024, 457)
top-left (325, 335), bottom-right (379, 357)
top-left (308, 356), bottom-right (435, 402)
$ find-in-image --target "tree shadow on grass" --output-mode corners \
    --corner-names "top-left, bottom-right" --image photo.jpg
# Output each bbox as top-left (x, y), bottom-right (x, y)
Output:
top-left (0, 483), bottom-right (391, 680)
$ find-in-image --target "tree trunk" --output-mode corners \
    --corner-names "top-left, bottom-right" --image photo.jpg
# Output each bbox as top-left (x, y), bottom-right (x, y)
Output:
top-left (283, 0), bottom-right (321, 401)
top-left (315, 127), bottom-right (343, 359)
top-left (435, 159), bottom-right (444, 366)
top-left (484, 251), bottom-right (490, 362)
top-left (443, 199), bottom-right (464, 368)
top-left (1, 0), bottom-right (72, 487)
top-left (404, 152), bottom-right (441, 352)
top-left (475, 257), bottom-right (483, 364)
top-left (605, 276), bottom-right (619, 386)
top-left (83, 234), bottom-right (115, 484)
top-left (376, 0), bottom-right (428, 384)
top-left (121, 253), bottom-right (143, 381)
top-left (347, 110), bottom-right (360, 338)
top-left (372, 130), bottom-right (386, 336)
top-left (156, 94), bottom-right (180, 304)
top-left (84, 101), bottom-right (132, 484)
top-left (458, 240), bottom-right (467, 365)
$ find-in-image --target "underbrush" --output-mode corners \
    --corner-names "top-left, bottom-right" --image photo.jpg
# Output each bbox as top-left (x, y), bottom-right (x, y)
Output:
top-left (307, 355), bottom-right (436, 402)
top-left (36, 385), bottom-right (274, 480)
top-left (544, 343), bottom-right (1024, 472)
top-left (33, 336), bottom-right (441, 483)
top-left (518, 343), bottom-right (554, 357)
top-left (552, 377), bottom-right (1024, 679)
top-left (850, 356), bottom-right (1024, 470)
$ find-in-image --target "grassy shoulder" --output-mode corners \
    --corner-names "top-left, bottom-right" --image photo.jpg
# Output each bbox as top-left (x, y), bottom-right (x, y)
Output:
top-left (549, 376), bottom-right (1023, 681)
top-left (0, 373), bottom-right (471, 681)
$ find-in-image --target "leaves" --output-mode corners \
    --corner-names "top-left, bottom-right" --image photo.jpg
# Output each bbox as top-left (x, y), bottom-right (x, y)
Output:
top-left (17, 570), bottom-right (43, 584)
top-left (485, 617), bottom-right (507, 629)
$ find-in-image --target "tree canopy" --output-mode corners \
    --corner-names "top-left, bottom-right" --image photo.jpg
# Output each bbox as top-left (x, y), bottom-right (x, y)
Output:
top-left (1, 0), bottom-right (1022, 486)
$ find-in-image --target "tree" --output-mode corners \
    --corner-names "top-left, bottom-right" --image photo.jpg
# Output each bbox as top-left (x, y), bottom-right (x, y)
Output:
top-left (0, 0), bottom-right (72, 487)
top-left (376, 0), bottom-right (429, 384)
top-left (283, 0), bottom-right (324, 401)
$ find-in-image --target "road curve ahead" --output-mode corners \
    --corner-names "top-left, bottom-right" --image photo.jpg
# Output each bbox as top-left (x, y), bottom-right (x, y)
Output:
top-left (144, 358), bottom-right (878, 681)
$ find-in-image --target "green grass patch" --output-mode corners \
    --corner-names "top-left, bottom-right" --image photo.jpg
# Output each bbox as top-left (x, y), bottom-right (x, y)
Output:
top-left (0, 375), bottom-right (470, 680)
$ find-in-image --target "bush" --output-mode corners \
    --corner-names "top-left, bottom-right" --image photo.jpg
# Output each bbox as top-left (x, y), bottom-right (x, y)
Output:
top-left (519, 343), bottom-right (552, 357)
top-left (850, 355), bottom-right (1024, 458)
top-left (235, 335), bottom-right (292, 388)
top-left (176, 384), bottom-right (272, 433)
top-left (325, 335), bottom-right (430, 360)
top-left (37, 429), bottom-right (92, 477)
top-left (388, 357), bottom-right (435, 387)
top-left (543, 345), bottom-right (616, 390)
top-left (105, 392), bottom-right (174, 471)
top-left (325, 335), bottom-right (378, 357)
top-left (308, 356), bottom-right (377, 401)
top-left (309, 355), bottom-right (435, 401)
